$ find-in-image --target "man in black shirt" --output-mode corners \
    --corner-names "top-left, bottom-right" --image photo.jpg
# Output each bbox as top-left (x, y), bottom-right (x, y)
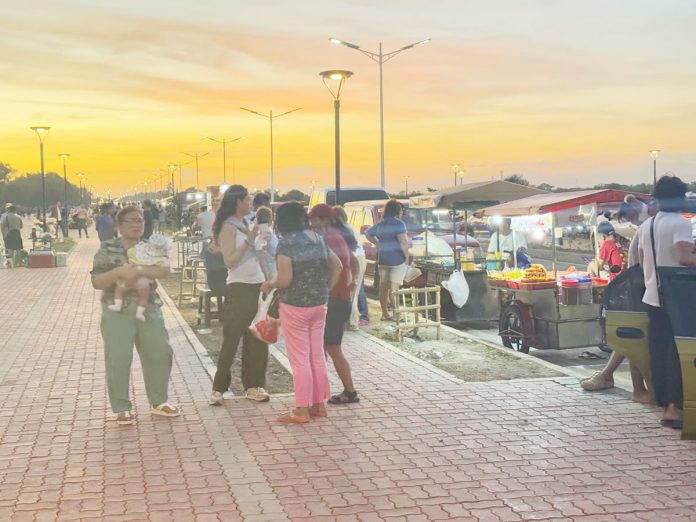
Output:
top-left (142, 200), bottom-right (153, 239)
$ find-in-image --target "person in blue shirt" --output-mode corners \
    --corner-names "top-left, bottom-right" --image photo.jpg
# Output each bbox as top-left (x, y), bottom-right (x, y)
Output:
top-left (366, 199), bottom-right (409, 321)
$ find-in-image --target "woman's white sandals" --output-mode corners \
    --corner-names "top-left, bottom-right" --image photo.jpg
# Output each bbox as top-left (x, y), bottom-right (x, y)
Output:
top-left (116, 412), bottom-right (135, 425)
top-left (151, 403), bottom-right (181, 417)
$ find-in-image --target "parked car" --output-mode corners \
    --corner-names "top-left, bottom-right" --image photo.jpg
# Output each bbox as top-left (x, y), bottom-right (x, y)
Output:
top-left (344, 200), bottom-right (482, 290)
top-left (309, 187), bottom-right (389, 208)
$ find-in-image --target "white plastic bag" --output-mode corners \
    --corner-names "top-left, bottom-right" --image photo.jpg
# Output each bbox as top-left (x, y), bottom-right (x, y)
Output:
top-left (404, 265), bottom-right (422, 284)
top-left (249, 289), bottom-right (281, 344)
top-left (441, 271), bottom-right (470, 308)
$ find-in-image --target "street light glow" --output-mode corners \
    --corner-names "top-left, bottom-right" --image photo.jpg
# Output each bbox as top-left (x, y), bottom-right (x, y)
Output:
top-left (650, 149), bottom-right (660, 159)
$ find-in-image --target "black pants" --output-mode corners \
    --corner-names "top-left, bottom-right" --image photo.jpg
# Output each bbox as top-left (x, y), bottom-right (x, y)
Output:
top-left (77, 219), bottom-right (88, 238)
top-left (213, 282), bottom-right (268, 392)
top-left (647, 304), bottom-right (683, 407)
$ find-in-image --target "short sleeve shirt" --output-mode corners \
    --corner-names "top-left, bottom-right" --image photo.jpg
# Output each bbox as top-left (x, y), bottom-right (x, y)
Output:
top-left (323, 228), bottom-right (352, 301)
top-left (276, 231), bottom-right (330, 307)
top-left (91, 238), bottom-right (158, 304)
top-left (366, 217), bottom-right (407, 266)
top-left (638, 212), bottom-right (694, 307)
top-left (598, 238), bottom-right (624, 280)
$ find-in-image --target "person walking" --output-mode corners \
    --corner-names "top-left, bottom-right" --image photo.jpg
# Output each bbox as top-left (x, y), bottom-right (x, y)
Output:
top-left (75, 205), bottom-right (89, 238)
top-left (638, 176), bottom-right (696, 429)
top-left (209, 185), bottom-right (270, 406)
top-left (262, 202), bottom-right (342, 423)
top-left (309, 204), bottom-right (361, 405)
top-left (91, 206), bottom-right (180, 425)
top-left (365, 199), bottom-right (410, 321)
top-left (50, 201), bottom-right (66, 237)
top-left (1, 204), bottom-right (23, 267)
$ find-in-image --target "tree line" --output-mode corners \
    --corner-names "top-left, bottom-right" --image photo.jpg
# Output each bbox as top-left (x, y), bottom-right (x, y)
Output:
top-left (0, 162), bottom-right (88, 210)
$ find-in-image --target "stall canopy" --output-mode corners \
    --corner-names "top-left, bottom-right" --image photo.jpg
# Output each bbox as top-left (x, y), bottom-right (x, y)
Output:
top-left (479, 189), bottom-right (648, 217)
top-left (410, 180), bottom-right (547, 209)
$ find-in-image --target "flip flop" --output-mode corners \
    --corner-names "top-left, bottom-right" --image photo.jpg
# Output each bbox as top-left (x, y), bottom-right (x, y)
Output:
top-left (660, 419), bottom-right (683, 429)
top-left (578, 351), bottom-right (604, 359)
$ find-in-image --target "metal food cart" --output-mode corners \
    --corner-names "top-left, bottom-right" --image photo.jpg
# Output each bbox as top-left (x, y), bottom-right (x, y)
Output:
top-left (479, 189), bottom-right (647, 353)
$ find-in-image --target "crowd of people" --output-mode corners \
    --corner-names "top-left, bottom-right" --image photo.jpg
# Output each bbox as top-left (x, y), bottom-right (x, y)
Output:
top-left (82, 176), bottom-right (696, 431)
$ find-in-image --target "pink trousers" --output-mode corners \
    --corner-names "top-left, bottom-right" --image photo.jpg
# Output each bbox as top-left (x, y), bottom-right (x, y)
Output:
top-left (279, 303), bottom-right (331, 408)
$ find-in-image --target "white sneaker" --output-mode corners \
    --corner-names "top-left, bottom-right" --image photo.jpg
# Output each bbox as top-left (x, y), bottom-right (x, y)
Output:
top-left (245, 387), bottom-right (270, 402)
top-left (209, 391), bottom-right (224, 406)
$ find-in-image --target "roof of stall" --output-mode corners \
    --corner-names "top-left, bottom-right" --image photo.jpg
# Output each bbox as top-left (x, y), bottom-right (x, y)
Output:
top-left (410, 180), bottom-right (547, 209)
top-left (479, 189), bottom-right (648, 216)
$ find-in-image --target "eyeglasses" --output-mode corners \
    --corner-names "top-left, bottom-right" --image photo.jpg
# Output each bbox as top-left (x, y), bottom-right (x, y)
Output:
top-left (121, 219), bottom-right (144, 224)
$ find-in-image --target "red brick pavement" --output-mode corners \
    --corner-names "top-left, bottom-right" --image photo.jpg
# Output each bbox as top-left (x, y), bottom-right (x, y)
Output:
top-left (0, 237), bottom-right (695, 521)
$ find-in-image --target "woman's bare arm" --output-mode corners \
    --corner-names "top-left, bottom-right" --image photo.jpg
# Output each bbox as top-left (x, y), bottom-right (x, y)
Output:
top-left (219, 223), bottom-right (252, 269)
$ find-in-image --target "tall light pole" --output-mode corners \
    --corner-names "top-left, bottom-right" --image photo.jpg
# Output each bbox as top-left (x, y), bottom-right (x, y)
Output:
top-left (330, 37), bottom-right (431, 189)
top-left (30, 126), bottom-right (51, 228)
top-left (203, 135), bottom-right (244, 183)
top-left (458, 169), bottom-right (464, 186)
top-left (650, 149), bottom-right (660, 186)
top-left (181, 151), bottom-right (212, 190)
top-left (241, 106), bottom-right (302, 203)
top-left (320, 70), bottom-right (353, 206)
top-left (58, 153), bottom-right (70, 234)
top-left (404, 175), bottom-right (409, 196)
top-left (451, 163), bottom-right (460, 186)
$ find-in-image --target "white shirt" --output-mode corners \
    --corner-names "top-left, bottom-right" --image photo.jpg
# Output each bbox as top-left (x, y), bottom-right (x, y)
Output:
top-left (638, 212), bottom-right (693, 307)
top-left (224, 217), bottom-right (265, 284)
top-left (487, 230), bottom-right (528, 255)
top-left (348, 224), bottom-right (365, 258)
top-left (196, 210), bottom-right (215, 238)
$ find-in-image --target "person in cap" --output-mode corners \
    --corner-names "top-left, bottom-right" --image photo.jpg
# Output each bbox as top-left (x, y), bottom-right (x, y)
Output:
top-left (592, 221), bottom-right (626, 280)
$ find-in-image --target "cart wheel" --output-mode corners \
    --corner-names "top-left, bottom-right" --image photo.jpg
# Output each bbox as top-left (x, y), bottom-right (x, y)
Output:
top-left (500, 305), bottom-right (530, 354)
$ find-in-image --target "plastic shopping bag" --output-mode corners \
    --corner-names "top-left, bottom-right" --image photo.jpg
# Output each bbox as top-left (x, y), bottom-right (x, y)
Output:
top-left (249, 289), bottom-right (281, 344)
top-left (441, 271), bottom-right (470, 308)
top-left (404, 265), bottom-right (423, 284)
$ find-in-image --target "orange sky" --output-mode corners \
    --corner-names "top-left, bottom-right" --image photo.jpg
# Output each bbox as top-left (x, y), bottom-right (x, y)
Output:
top-left (2, 0), bottom-right (695, 197)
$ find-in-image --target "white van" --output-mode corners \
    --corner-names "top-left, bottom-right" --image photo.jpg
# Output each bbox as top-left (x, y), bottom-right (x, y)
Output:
top-left (309, 187), bottom-right (389, 208)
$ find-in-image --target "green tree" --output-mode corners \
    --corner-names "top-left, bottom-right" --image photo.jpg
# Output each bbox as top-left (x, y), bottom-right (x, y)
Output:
top-left (277, 189), bottom-right (308, 202)
top-left (504, 174), bottom-right (530, 186)
top-left (0, 162), bottom-right (14, 183)
top-left (0, 172), bottom-right (85, 210)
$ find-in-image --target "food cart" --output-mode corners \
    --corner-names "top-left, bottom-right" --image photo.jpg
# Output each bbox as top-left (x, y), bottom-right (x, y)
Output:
top-left (479, 189), bottom-right (647, 353)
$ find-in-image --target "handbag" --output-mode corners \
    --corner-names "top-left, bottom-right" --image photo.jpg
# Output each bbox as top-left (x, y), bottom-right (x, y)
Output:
top-left (649, 216), bottom-right (663, 305)
top-left (249, 289), bottom-right (281, 344)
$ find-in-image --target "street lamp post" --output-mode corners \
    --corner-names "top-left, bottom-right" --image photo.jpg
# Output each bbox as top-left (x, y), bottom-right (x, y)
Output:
top-left (181, 151), bottom-right (212, 190)
top-left (451, 163), bottom-right (460, 186)
top-left (241, 106), bottom-right (302, 203)
top-left (320, 70), bottom-right (353, 206)
top-left (204, 136), bottom-right (244, 183)
top-left (650, 149), bottom-right (660, 186)
top-left (30, 126), bottom-right (51, 228)
top-left (404, 175), bottom-right (409, 196)
top-left (58, 153), bottom-right (70, 236)
top-left (330, 37), bottom-right (431, 189)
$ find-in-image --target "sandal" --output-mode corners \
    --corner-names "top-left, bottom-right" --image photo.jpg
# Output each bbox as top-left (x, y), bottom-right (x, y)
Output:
top-left (328, 391), bottom-right (360, 405)
top-left (308, 404), bottom-right (327, 418)
top-left (660, 418), bottom-right (683, 429)
top-left (116, 411), bottom-right (135, 425)
top-left (151, 402), bottom-right (181, 417)
top-left (277, 411), bottom-right (310, 424)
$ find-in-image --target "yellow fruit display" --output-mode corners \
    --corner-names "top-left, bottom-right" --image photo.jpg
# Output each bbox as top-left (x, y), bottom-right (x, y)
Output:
top-left (522, 264), bottom-right (555, 282)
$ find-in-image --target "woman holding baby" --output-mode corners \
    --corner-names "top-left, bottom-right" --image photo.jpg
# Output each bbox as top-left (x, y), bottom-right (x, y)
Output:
top-left (91, 205), bottom-right (180, 425)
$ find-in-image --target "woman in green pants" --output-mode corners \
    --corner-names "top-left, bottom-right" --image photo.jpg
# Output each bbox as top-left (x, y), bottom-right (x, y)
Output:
top-left (91, 206), bottom-right (180, 425)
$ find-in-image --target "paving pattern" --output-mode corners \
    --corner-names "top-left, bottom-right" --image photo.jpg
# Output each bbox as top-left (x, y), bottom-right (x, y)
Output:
top-left (0, 236), bottom-right (694, 521)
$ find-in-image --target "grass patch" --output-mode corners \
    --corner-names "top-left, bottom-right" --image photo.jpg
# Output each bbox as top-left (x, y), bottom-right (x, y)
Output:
top-left (53, 237), bottom-right (76, 253)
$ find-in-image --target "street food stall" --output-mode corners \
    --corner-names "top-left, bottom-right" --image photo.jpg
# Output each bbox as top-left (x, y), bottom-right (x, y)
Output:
top-left (405, 182), bottom-right (546, 323)
top-left (479, 189), bottom-right (647, 353)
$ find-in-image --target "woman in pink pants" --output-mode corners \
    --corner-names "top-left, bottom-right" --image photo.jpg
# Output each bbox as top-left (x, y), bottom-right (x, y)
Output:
top-left (261, 203), bottom-right (341, 423)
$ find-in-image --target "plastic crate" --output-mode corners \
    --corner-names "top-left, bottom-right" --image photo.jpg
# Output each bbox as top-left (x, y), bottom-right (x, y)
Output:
top-left (29, 250), bottom-right (56, 268)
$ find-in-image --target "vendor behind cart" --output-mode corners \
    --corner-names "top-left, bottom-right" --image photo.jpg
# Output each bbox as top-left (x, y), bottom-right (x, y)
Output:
top-left (487, 218), bottom-right (528, 267)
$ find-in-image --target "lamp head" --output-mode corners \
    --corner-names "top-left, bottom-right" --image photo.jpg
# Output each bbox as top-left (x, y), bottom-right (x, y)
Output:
top-left (320, 70), bottom-right (354, 100)
top-left (650, 149), bottom-right (661, 159)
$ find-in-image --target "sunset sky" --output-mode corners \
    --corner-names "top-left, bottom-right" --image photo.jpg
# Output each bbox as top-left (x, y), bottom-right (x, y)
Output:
top-left (1, 0), bottom-right (695, 196)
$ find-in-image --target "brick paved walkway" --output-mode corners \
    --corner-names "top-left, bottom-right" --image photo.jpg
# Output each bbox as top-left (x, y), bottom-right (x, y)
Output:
top-left (0, 237), bottom-right (694, 521)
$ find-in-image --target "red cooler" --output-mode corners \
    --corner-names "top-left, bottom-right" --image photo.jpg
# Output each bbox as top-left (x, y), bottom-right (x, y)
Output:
top-left (29, 250), bottom-right (56, 268)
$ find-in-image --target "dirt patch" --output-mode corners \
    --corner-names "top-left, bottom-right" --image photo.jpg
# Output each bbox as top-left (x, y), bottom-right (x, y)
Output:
top-left (364, 302), bottom-right (564, 382)
top-left (158, 273), bottom-right (294, 395)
